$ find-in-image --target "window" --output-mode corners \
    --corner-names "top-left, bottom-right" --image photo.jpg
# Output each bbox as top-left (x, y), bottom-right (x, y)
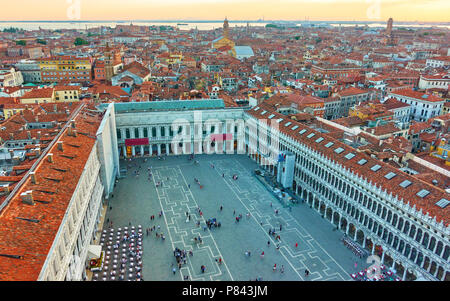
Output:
top-left (371, 165), bottom-right (381, 172)
top-left (435, 199), bottom-right (449, 209)
top-left (357, 159), bottom-right (367, 165)
top-left (384, 172), bottom-right (397, 180)
top-left (334, 147), bottom-right (344, 154)
top-left (416, 189), bottom-right (430, 198)
top-left (324, 142), bottom-right (334, 148)
top-left (344, 153), bottom-right (355, 160)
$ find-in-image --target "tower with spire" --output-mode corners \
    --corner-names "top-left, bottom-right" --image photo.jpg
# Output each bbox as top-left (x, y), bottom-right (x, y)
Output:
top-left (223, 17), bottom-right (230, 39)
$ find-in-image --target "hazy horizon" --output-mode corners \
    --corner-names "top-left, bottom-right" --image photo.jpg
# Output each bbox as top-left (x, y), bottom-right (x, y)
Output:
top-left (1, 0), bottom-right (449, 23)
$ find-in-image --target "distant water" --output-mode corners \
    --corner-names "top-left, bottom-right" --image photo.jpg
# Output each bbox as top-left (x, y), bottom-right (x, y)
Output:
top-left (0, 21), bottom-right (269, 31)
top-left (0, 21), bottom-right (448, 31)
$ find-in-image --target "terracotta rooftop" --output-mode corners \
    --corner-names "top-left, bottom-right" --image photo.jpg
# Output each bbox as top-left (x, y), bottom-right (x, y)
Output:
top-left (0, 104), bottom-right (102, 281)
top-left (247, 103), bottom-right (449, 227)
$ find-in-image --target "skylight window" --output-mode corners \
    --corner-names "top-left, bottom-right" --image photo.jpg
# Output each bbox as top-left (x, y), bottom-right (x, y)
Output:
top-left (334, 147), bottom-right (344, 154)
top-left (416, 189), bottom-right (430, 198)
top-left (307, 133), bottom-right (315, 139)
top-left (253, 106), bottom-right (260, 111)
top-left (384, 172), bottom-right (397, 180)
top-left (276, 118), bottom-right (284, 123)
top-left (260, 110), bottom-right (267, 115)
top-left (324, 142), bottom-right (334, 148)
top-left (285, 122), bottom-right (292, 127)
top-left (291, 125), bottom-right (299, 131)
top-left (344, 153), bottom-right (356, 160)
top-left (315, 137), bottom-right (324, 143)
top-left (299, 129), bottom-right (307, 135)
top-left (399, 180), bottom-right (412, 188)
top-left (435, 199), bottom-right (449, 209)
top-left (371, 165), bottom-right (381, 172)
top-left (357, 159), bottom-right (367, 165)
top-left (268, 114), bottom-right (275, 119)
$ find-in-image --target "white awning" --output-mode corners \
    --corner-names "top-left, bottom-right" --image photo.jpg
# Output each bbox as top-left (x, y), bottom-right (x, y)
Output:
top-left (87, 245), bottom-right (102, 259)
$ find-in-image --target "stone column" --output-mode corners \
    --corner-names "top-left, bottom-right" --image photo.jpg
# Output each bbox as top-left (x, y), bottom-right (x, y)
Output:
top-left (123, 146), bottom-right (127, 158)
top-left (157, 144), bottom-right (162, 156)
top-left (140, 146), bottom-right (144, 157)
top-left (381, 250), bottom-right (385, 263)
top-left (402, 266), bottom-right (408, 281)
top-left (166, 144), bottom-right (170, 155)
top-left (132, 146), bottom-right (136, 157)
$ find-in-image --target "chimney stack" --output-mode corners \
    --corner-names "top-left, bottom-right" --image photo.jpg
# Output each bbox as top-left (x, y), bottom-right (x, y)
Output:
top-left (21, 191), bottom-right (35, 205)
top-left (9, 133), bottom-right (14, 140)
top-left (71, 120), bottom-right (76, 128)
top-left (2, 184), bottom-right (9, 194)
top-left (37, 131), bottom-right (41, 140)
top-left (47, 153), bottom-right (53, 163)
top-left (30, 172), bottom-right (37, 184)
top-left (57, 141), bottom-right (63, 152)
top-left (73, 129), bottom-right (78, 137)
top-left (27, 131), bottom-right (31, 139)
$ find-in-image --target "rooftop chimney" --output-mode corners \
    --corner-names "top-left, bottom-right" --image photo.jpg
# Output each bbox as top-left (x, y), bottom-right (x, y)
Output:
top-left (27, 131), bottom-right (31, 139)
top-left (2, 184), bottom-right (9, 194)
top-left (73, 129), bottom-right (78, 137)
top-left (37, 131), bottom-right (41, 140)
top-left (9, 133), bottom-right (14, 140)
top-left (71, 120), bottom-right (76, 128)
top-left (21, 191), bottom-right (35, 205)
top-left (47, 153), bottom-right (53, 163)
top-left (57, 141), bottom-right (63, 152)
top-left (30, 172), bottom-right (37, 184)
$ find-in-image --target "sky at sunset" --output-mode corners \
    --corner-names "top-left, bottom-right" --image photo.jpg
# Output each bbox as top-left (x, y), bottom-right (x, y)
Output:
top-left (1, 0), bottom-right (449, 22)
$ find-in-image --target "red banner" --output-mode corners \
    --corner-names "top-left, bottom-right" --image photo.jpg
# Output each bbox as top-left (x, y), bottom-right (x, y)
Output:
top-left (211, 134), bottom-right (233, 142)
top-left (125, 138), bottom-right (149, 146)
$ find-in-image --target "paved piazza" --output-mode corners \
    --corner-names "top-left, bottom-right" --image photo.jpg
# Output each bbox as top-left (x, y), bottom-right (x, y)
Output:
top-left (106, 154), bottom-right (369, 281)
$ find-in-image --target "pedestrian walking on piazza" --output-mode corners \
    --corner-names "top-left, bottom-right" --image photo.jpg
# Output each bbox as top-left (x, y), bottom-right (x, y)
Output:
top-left (273, 264), bottom-right (277, 272)
top-left (267, 241), bottom-right (270, 247)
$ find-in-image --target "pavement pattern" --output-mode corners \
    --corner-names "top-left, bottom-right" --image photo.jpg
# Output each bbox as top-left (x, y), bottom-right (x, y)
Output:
top-left (105, 154), bottom-right (369, 281)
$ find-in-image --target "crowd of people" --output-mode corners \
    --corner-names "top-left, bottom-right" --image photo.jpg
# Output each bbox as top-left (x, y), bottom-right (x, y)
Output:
top-left (92, 226), bottom-right (144, 281)
top-left (351, 264), bottom-right (401, 281)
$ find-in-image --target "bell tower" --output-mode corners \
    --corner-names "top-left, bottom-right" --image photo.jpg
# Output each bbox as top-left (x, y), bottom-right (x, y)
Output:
top-left (223, 17), bottom-right (230, 39)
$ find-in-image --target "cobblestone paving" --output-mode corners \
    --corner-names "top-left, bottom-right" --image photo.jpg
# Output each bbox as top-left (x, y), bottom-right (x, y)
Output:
top-left (106, 154), bottom-right (369, 281)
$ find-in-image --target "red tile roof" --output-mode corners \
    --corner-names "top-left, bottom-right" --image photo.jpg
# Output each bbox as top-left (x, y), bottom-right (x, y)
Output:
top-left (0, 104), bottom-right (102, 280)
